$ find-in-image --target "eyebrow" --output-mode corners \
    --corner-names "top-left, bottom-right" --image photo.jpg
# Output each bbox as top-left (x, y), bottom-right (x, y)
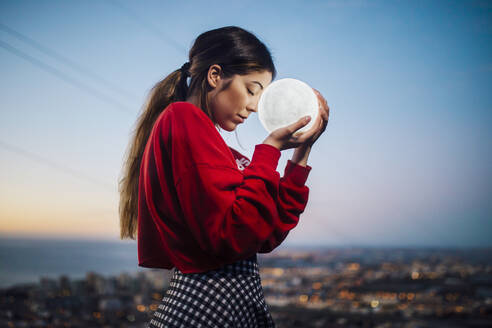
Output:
top-left (252, 81), bottom-right (264, 90)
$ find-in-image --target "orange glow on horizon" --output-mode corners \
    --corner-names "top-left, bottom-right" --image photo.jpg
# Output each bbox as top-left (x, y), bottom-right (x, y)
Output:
top-left (0, 206), bottom-right (119, 239)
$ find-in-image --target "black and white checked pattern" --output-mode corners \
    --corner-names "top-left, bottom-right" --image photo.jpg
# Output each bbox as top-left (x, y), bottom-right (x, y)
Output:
top-left (147, 254), bottom-right (275, 328)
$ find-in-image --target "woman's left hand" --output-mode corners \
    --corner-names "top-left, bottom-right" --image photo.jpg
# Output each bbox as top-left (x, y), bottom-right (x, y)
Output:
top-left (295, 88), bottom-right (330, 148)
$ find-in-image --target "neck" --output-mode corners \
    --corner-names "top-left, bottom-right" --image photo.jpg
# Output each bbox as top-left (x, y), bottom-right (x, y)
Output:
top-left (185, 93), bottom-right (200, 108)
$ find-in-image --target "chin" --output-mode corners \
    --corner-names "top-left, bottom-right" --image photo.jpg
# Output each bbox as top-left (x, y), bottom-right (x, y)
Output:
top-left (220, 122), bottom-right (237, 132)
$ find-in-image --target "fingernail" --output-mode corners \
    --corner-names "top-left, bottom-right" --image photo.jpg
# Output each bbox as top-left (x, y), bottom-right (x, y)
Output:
top-left (305, 116), bottom-right (311, 122)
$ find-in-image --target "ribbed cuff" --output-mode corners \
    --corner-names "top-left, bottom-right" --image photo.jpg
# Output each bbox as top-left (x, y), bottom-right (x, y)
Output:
top-left (284, 160), bottom-right (312, 186)
top-left (251, 144), bottom-right (281, 171)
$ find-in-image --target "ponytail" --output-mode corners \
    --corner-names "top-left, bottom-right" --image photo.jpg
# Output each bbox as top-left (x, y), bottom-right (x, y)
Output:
top-left (118, 66), bottom-right (188, 239)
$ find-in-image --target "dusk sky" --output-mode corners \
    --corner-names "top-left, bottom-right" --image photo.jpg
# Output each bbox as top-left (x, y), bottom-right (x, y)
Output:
top-left (0, 0), bottom-right (490, 247)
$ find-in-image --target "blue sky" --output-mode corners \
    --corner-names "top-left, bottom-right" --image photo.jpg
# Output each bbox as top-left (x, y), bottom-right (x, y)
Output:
top-left (0, 0), bottom-right (490, 247)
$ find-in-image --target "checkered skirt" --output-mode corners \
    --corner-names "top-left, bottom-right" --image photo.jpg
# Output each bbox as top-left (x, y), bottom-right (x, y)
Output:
top-left (147, 254), bottom-right (275, 328)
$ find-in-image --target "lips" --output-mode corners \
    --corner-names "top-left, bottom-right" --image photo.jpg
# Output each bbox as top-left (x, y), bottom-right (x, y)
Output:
top-left (236, 115), bottom-right (245, 123)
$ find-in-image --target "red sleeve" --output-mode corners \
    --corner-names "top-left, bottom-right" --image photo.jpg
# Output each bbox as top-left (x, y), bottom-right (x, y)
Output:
top-left (258, 160), bottom-right (311, 253)
top-left (166, 102), bottom-right (305, 262)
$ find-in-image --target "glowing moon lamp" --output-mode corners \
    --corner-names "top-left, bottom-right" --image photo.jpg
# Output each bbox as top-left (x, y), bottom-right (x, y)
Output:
top-left (258, 78), bottom-right (319, 134)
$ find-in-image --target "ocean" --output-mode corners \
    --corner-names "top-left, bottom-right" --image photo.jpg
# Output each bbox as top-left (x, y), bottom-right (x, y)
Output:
top-left (0, 237), bottom-right (145, 288)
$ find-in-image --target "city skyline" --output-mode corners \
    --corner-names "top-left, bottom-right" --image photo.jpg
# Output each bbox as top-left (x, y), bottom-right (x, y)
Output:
top-left (2, 245), bottom-right (490, 327)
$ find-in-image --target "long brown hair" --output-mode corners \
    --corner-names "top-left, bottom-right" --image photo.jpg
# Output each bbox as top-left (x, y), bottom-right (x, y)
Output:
top-left (119, 26), bottom-right (277, 239)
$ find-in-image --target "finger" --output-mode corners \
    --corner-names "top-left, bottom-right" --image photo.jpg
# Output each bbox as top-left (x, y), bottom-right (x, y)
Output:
top-left (296, 131), bottom-right (317, 144)
top-left (296, 118), bottom-right (318, 138)
top-left (288, 116), bottom-right (312, 136)
top-left (321, 102), bottom-right (329, 120)
top-left (322, 108), bottom-right (329, 122)
top-left (296, 123), bottom-right (319, 142)
top-left (290, 105), bottom-right (323, 139)
top-left (314, 89), bottom-right (324, 106)
top-left (313, 88), bottom-right (327, 104)
top-left (292, 131), bottom-right (304, 138)
top-left (318, 105), bottom-right (327, 121)
top-left (316, 109), bottom-right (324, 126)
top-left (306, 111), bottom-right (322, 135)
top-left (317, 94), bottom-right (327, 109)
top-left (318, 100), bottom-right (329, 121)
top-left (317, 93), bottom-right (325, 108)
top-left (296, 119), bottom-right (324, 144)
top-left (313, 111), bottom-right (325, 132)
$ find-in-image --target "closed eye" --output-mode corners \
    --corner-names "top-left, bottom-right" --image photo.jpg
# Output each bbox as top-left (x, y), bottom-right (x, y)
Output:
top-left (247, 88), bottom-right (254, 96)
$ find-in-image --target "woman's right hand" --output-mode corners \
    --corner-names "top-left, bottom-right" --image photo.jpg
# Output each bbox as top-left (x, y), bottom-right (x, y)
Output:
top-left (262, 114), bottom-right (319, 151)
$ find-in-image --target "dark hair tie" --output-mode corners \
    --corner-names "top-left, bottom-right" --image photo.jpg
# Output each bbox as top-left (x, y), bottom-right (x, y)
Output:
top-left (180, 62), bottom-right (190, 76)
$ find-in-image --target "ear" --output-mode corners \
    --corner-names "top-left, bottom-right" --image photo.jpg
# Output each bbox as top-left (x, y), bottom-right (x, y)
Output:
top-left (206, 64), bottom-right (223, 89)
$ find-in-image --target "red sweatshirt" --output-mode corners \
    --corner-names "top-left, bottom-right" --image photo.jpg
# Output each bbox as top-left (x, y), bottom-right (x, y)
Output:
top-left (137, 101), bottom-right (312, 273)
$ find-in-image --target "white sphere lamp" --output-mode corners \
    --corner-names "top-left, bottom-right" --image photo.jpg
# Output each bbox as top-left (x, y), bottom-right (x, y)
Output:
top-left (258, 78), bottom-right (319, 134)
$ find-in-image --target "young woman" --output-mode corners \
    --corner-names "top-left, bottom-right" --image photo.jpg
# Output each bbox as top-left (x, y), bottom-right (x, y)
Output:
top-left (119, 26), bottom-right (329, 328)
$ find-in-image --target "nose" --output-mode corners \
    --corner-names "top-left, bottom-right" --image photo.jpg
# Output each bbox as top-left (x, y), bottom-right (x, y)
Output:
top-left (247, 100), bottom-right (259, 113)
top-left (246, 106), bottom-right (257, 114)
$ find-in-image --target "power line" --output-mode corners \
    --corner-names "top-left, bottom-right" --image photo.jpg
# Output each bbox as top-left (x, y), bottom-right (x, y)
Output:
top-left (0, 22), bottom-right (137, 100)
top-left (0, 139), bottom-right (115, 192)
top-left (0, 39), bottom-right (134, 115)
top-left (105, 0), bottom-right (188, 55)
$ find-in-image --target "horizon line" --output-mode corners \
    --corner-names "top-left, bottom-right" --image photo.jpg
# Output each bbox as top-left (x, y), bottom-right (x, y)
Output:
top-left (0, 233), bottom-right (490, 249)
